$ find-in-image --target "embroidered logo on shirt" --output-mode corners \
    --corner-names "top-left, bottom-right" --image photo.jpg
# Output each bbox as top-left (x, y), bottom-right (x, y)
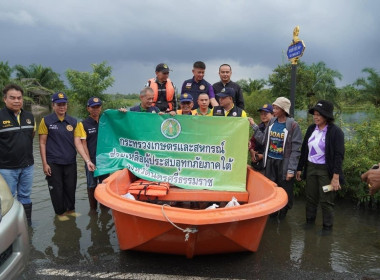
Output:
top-left (2, 120), bottom-right (12, 127)
top-left (66, 125), bottom-right (73, 131)
top-left (49, 124), bottom-right (59, 130)
top-left (26, 119), bottom-right (32, 124)
top-left (199, 85), bottom-right (205, 90)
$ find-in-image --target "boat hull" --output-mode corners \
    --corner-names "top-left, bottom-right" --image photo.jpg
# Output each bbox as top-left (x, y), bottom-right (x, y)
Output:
top-left (95, 166), bottom-right (287, 258)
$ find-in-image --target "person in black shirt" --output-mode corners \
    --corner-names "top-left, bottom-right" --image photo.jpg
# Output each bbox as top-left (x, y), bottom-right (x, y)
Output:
top-left (213, 64), bottom-right (244, 109)
top-left (0, 84), bottom-right (35, 225)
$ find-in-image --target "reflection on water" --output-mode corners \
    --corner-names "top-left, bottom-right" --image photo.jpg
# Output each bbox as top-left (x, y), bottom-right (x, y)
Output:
top-left (24, 128), bottom-right (380, 279)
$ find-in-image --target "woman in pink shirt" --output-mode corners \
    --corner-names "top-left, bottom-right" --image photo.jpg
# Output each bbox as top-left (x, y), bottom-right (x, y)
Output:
top-left (296, 100), bottom-right (345, 234)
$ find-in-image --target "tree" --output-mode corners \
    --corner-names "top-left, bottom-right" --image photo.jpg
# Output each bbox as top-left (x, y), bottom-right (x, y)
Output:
top-left (268, 61), bottom-right (342, 112)
top-left (236, 78), bottom-right (266, 96)
top-left (13, 64), bottom-right (65, 91)
top-left (0, 61), bottom-right (13, 91)
top-left (355, 68), bottom-right (380, 107)
top-left (66, 61), bottom-right (115, 117)
top-left (307, 61), bottom-right (342, 110)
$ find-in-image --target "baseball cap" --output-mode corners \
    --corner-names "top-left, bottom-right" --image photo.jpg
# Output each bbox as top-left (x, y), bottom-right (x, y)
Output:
top-left (87, 97), bottom-right (102, 107)
top-left (180, 93), bottom-right (193, 102)
top-left (51, 92), bottom-right (68, 103)
top-left (155, 63), bottom-right (170, 73)
top-left (217, 87), bottom-right (235, 98)
top-left (258, 104), bottom-right (273, 113)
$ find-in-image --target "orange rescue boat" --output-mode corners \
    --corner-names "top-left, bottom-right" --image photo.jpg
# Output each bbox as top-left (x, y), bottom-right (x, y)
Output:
top-left (95, 166), bottom-right (287, 258)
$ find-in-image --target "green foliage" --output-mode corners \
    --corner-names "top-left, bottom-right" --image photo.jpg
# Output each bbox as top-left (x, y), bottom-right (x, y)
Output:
top-left (342, 111), bottom-right (380, 204)
top-left (355, 68), bottom-right (380, 107)
top-left (236, 78), bottom-right (266, 96)
top-left (0, 61), bottom-right (13, 90)
top-left (66, 61), bottom-right (115, 118)
top-left (338, 85), bottom-right (361, 106)
top-left (13, 63), bottom-right (65, 91)
top-left (102, 93), bottom-right (140, 110)
top-left (268, 61), bottom-right (342, 111)
top-left (244, 89), bottom-right (273, 119)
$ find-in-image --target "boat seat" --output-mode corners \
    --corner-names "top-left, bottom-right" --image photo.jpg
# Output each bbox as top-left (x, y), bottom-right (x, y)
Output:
top-left (133, 186), bottom-right (249, 203)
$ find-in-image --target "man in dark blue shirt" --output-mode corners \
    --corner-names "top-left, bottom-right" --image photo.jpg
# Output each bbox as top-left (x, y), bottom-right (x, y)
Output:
top-left (181, 61), bottom-right (218, 109)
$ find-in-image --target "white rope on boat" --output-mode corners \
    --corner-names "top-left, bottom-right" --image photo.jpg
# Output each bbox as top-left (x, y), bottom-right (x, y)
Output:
top-left (161, 204), bottom-right (198, 241)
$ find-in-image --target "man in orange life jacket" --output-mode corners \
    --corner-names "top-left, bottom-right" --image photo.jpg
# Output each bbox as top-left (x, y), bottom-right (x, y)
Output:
top-left (145, 63), bottom-right (177, 113)
top-left (176, 93), bottom-right (196, 115)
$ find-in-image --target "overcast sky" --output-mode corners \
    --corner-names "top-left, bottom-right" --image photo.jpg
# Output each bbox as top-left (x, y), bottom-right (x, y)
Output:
top-left (1, 0), bottom-right (379, 94)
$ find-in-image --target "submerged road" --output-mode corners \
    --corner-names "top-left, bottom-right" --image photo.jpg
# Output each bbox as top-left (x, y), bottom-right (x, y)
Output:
top-left (16, 139), bottom-right (380, 279)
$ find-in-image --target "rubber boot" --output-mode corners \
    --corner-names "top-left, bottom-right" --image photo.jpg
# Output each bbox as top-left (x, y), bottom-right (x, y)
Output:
top-left (23, 203), bottom-right (32, 226)
top-left (87, 188), bottom-right (98, 210)
top-left (306, 206), bottom-right (317, 223)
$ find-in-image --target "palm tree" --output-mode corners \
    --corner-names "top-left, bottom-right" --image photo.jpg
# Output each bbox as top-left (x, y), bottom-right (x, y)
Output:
top-left (0, 61), bottom-right (13, 90)
top-left (13, 64), bottom-right (64, 91)
top-left (237, 78), bottom-right (267, 95)
top-left (307, 61), bottom-right (343, 112)
top-left (355, 68), bottom-right (380, 107)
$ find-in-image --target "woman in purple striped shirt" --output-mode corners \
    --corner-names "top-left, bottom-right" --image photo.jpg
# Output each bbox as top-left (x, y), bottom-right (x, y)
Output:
top-left (296, 100), bottom-right (345, 234)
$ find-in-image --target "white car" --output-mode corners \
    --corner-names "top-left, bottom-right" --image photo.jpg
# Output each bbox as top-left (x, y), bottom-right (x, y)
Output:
top-left (0, 174), bottom-right (29, 280)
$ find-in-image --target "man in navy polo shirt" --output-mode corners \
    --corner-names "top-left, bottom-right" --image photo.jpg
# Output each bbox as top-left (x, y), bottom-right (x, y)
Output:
top-left (0, 84), bottom-right (35, 226)
top-left (181, 61), bottom-right (218, 109)
top-left (75, 97), bottom-right (108, 211)
top-left (39, 92), bottom-right (94, 220)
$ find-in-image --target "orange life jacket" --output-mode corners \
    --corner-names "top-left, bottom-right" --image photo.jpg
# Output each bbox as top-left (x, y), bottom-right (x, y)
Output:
top-left (148, 78), bottom-right (175, 110)
top-left (128, 179), bottom-right (170, 199)
top-left (176, 110), bottom-right (196, 115)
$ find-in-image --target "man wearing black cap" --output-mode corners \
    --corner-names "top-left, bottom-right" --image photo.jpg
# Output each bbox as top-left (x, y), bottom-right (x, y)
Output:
top-left (75, 97), bottom-right (108, 211)
top-left (146, 63), bottom-right (177, 112)
top-left (213, 88), bottom-right (247, 117)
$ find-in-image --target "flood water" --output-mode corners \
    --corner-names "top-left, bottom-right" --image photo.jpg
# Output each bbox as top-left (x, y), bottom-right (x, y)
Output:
top-left (19, 134), bottom-right (380, 280)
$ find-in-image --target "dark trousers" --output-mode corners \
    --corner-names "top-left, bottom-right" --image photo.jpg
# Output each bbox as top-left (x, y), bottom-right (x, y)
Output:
top-left (46, 162), bottom-right (77, 215)
top-left (305, 162), bottom-right (335, 227)
top-left (265, 157), bottom-right (294, 210)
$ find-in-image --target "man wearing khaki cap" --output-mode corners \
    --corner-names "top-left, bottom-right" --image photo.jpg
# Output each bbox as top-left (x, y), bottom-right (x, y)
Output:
top-left (250, 97), bottom-right (302, 219)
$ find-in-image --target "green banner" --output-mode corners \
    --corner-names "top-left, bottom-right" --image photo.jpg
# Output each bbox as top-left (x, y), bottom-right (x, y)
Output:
top-left (95, 110), bottom-right (249, 192)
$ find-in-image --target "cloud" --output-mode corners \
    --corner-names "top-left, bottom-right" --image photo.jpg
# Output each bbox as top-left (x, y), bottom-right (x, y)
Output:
top-left (0, 0), bottom-right (379, 94)
top-left (0, 10), bottom-right (36, 26)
